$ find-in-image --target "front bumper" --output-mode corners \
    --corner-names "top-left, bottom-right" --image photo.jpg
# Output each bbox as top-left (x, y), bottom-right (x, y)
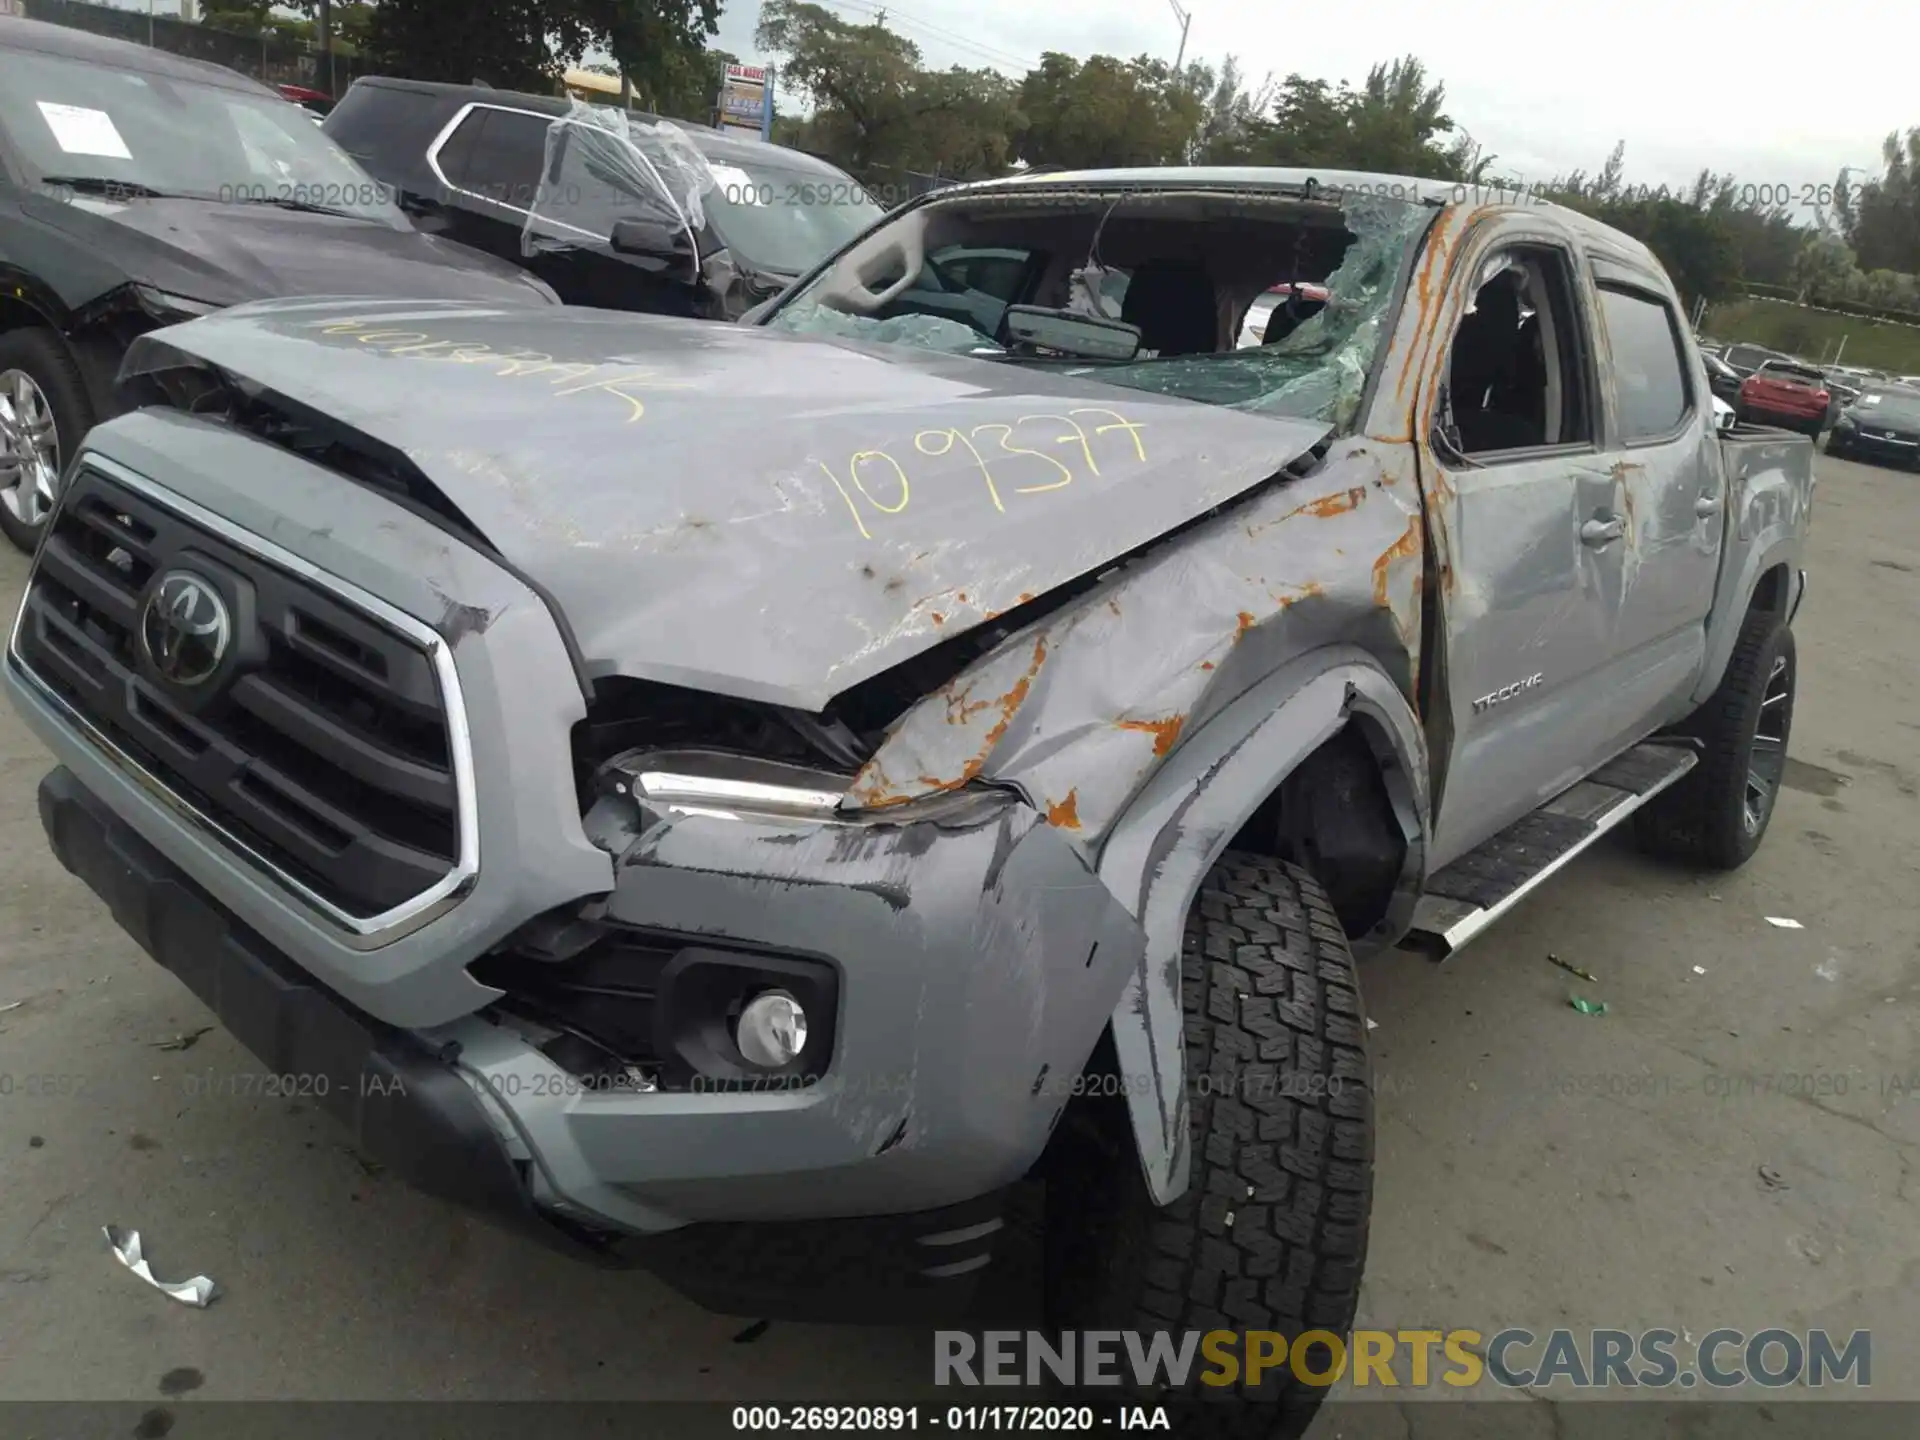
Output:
top-left (36, 765), bottom-right (568, 1249)
top-left (37, 768), bottom-right (1021, 1318)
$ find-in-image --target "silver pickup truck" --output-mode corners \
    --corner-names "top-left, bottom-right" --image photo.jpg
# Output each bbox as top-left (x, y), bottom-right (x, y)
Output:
top-left (6, 168), bottom-right (1811, 1432)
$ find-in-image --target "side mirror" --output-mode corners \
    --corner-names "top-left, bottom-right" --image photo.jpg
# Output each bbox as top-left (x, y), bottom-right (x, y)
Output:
top-left (610, 218), bottom-right (697, 281)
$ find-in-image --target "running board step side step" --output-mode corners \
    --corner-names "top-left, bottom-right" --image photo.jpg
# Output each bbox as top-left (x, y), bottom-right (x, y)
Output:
top-left (1401, 741), bottom-right (1699, 961)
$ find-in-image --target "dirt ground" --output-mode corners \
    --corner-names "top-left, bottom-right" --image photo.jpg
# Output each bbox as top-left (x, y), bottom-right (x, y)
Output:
top-left (1, 448), bottom-right (1916, 1436)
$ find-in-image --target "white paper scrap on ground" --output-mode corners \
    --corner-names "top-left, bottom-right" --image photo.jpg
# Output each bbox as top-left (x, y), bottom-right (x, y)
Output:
top-left (102, 1225), bottom-right (218, 1307)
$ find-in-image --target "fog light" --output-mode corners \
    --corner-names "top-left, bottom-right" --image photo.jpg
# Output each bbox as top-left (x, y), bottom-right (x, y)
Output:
top-left (736, 990), bottom-right (808, 1068)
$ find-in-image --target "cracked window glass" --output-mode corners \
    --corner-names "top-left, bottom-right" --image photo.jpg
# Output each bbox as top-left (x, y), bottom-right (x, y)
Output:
top-left (764, 191), bottom-right (1435, 429)
top-left (1071, 197), bottom-right (1435, 428)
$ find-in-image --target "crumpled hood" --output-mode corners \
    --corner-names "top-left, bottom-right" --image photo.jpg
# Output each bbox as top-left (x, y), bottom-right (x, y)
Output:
top-left (36, 196), bottom-right (547, 310)
top-left (123, 298), bottom-right (1334, 711)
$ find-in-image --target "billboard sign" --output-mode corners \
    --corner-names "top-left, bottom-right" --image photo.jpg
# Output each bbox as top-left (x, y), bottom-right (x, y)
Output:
top-left (717, 62), bottom-right (772, 141)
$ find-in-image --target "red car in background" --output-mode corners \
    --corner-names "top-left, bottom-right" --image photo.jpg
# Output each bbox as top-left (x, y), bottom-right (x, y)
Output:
top-left (1737, 359), bottom-right (1831, 436)
top-left (275, 82), bottom-right (334, 118)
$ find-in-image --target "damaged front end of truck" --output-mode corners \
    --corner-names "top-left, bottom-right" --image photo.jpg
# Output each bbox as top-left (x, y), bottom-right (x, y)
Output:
top-left (10, 177), bottom-right (1441, 1319)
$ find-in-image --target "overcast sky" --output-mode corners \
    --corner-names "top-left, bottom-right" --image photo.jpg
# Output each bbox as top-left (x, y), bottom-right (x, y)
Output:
top-left (715, 0), bottom-right (1909, 205)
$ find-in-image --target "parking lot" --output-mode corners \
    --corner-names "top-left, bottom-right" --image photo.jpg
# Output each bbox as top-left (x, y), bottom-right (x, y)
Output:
top-left (1, 447), bottom-right (1917, 1431)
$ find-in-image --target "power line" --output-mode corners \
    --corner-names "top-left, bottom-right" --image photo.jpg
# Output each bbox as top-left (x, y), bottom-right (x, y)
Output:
top-left (817, 0), bottom-right (1038, 73)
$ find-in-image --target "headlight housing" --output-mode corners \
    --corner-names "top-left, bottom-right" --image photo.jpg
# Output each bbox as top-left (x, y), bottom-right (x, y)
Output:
top-left (589, 747), bottom-right (1016, 829)
top-left (609, 751), bottom-right (847, 821)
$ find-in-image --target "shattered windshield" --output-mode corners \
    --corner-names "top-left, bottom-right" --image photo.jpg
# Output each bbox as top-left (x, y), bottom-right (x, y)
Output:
top-left (762, 190), bottom-right (1435, 429)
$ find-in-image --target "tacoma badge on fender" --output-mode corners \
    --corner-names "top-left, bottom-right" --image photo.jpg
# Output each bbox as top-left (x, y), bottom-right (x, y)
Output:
top-left (1472, 672), bottom-right (1545, 713)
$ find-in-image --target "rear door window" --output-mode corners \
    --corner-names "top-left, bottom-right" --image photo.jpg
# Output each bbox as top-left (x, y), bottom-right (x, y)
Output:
top-left (431, 108), bottom-right (485, 190)
top-left (460, 106), bottom-right (549, 212)
top-left (1598, 285), bottom-right (1692, 442)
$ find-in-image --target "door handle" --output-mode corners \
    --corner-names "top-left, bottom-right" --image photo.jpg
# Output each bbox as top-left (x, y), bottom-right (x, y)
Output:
top-left (1580, 516), bottom-right (1625, 547)
top-left (1694, 493), bottom-right (1721, 518)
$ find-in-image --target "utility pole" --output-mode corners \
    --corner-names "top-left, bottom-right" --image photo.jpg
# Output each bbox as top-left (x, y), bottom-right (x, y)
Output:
top-left (1168, 0), bottom-right (1192, 69)
top-left (318, 0), bottom-right (334, 95)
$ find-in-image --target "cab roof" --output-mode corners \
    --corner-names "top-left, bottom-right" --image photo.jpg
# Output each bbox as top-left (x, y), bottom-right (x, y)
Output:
top-left (955, 165), bottom-right (1666, 275)
top-left (342, 75), bottom-right (851, 177)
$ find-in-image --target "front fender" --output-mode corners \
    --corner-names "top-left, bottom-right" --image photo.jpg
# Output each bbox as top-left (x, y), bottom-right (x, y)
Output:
top-left (1096, 646), bottom-right (1429, 1205)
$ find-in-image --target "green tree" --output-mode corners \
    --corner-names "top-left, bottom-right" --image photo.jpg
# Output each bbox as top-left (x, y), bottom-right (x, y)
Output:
top-left (1015, 52), bottom-right (1202, 168)
top-left (343, 0), bottom-right (714, 92)
top-left (1846, 127), bottom-right (1920, 275)
top-left (1245, 56), bottom-right (1475, 180)
top-left (757, 0), bottom-right (923, 172)
top-left (198, 0), bottom-right (272, 33)
top-left (1191, 56), bottom-right (1273, 164)
top-left (757, 0), bottom-right (1019, 180)
top-left (1791, 233), bottom-right (1859, 304)
top-left (582, 0), bottom-right (724, 116)
top-left (1545, 143), bottom-right (1744, 308)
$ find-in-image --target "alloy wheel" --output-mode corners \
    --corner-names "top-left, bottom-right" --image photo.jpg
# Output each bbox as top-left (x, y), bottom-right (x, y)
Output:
top-left (1744, 651), bottom-right (1792, 835)
top-left (0, 367), bottom-right (62, 532)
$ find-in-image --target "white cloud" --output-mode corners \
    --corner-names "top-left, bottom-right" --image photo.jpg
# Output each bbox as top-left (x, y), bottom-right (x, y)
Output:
top-left (718, 0), bottom-right (1910, 192)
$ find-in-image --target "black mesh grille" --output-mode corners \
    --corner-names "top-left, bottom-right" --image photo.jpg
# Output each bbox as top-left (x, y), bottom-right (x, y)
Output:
top-left (13, 469), bottom-right (461, 920)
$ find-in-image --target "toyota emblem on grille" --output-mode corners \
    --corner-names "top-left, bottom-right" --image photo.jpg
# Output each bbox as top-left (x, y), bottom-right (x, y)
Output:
top-left (141, 571), bottom-right (232, 686)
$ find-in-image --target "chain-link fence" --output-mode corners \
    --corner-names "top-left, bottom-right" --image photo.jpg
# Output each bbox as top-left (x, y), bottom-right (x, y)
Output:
top-left (18, 0), bottom-right (372, 94)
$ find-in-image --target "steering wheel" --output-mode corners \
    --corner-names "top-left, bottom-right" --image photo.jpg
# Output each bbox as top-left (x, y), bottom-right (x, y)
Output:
top-left (833, 225), bottom-right (926, 313)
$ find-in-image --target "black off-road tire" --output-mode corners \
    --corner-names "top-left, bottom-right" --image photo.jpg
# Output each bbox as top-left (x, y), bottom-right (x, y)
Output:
top-left (1045, 852), bottom-right (1371, 1439)
top-left (0, 326), bottom-right (93, 555)
top-left (1635, 607), bottom-right (1796, 870)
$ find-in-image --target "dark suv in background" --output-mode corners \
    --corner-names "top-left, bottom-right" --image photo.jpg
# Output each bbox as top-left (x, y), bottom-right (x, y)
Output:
top-left (1828, 386), bottom-right (1920, 468)
top-left (0, 16), bottom-right (557, 554)
top-left (324, 79), bottom-right (887, 320)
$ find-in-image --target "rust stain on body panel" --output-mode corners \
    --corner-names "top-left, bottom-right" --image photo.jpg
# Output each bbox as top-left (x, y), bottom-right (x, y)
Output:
top-left (845, 429), bottom-right (1427, 839)
top-left (1116, 715), bottom-right (1187, 756)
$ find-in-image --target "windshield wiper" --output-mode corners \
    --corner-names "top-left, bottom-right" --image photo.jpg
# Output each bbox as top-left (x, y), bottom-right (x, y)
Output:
top-left (218, 193), bottom-right (361, 219)
top-left (40, 176), bottom-right (362, 219)
top-left (37, 175), bottom-right (184, 201)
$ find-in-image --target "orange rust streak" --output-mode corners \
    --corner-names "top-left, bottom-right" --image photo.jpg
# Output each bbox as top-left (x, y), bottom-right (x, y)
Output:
top-left (851, 636), bottom-right (1049, 806)
top-left (1400, 214), bottom-right (1480, 431)
top-left (1234, 610), bottom-right (1257, 639)
top-left (1117, 715), bottom-right (1186, 756)
top-left (1200, 660), bottom-right (1215, 671)
top-left (1046, 789), bottom-right (1081, 829)
top-left (1303, 485), bottom-right (1366, 518)
top-left (1394, 228), bottom-right (1452, 405)
top-left (1270, 580), bottom-right (1327, 609)
top-left (1372, 514), bottom-right (1423, 610)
